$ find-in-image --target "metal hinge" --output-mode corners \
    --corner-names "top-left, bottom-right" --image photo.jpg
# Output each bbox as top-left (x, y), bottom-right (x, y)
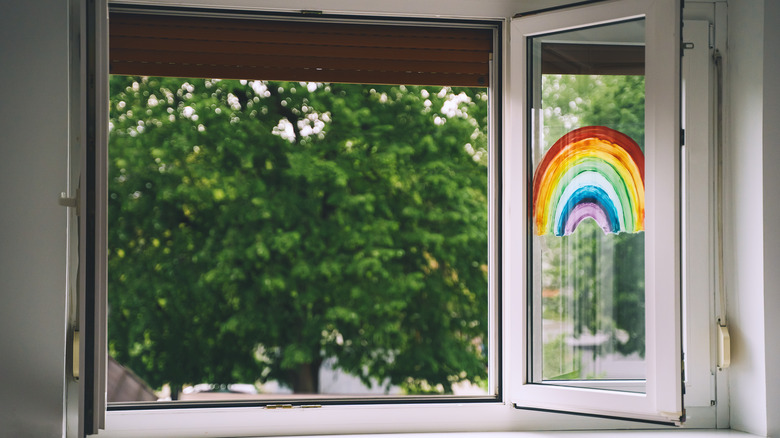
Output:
top-left (73, 330), bottom-right (80, 380)
top-left (681, 351), bottom-right (686, 394)
top-left (709, 23), bottom-right (715, 49)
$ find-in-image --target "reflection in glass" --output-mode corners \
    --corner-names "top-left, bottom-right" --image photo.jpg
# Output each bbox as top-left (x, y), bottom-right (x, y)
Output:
top-left (529, 19), bottom-right (647, 389)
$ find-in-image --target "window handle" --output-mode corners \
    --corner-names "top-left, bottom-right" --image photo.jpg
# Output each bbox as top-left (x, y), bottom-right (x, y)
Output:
top-left (717, 320), bottom-right (731, 370)
top-left (58, 191), bottom-right (79, 212)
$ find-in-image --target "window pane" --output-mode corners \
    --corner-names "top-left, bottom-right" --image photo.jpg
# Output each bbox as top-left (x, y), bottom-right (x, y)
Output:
top-left (528, 19), bottom-right (646, 389)
top-left (107, 77), bottom-right (490, 402)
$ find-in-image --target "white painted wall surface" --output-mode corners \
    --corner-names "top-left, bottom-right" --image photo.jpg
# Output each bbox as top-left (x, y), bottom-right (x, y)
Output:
top-left (0, 0), bottom-right (70, 437)
top-left (725, 0), bottom-right (780, 436)
top-left (761, 1), bottom-right (780, 437)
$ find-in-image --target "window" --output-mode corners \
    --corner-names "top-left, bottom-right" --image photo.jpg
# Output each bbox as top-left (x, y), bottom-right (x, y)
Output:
top-left (106, 79), bottom-right (494, 402)
top-left (78, 0), bottom-right (715, 436)
top-left (508, 0), bottom-right (683, 424)
top-left (529, 19), bottom-right (648, 388)
top-left (104, 4), bottom-right (501, 407)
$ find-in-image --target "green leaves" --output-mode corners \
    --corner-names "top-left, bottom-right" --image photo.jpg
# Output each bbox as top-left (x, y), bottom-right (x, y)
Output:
top-left (108, 77), bottom-right (489, 396)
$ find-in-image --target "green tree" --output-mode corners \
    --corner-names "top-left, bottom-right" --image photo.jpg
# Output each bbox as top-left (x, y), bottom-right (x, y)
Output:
top-left (108, 77), bottom-right (489, 397)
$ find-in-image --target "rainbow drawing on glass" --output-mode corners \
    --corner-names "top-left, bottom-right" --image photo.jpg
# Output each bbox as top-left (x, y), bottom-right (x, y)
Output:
top-left (532, 126), bottom-right (645, 237)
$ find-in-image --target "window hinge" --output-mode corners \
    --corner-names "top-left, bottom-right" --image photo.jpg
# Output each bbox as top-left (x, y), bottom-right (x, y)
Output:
top-left (681, 351), bottom-right (686, 394)
top-left (73, 330), bottom-right (80, 380)
top-left (680, 128), bottom-right (685, 146)
top-left (59, 190), bottom-right (80, 215)
top-left (682, 42), bottom-right (694, 52)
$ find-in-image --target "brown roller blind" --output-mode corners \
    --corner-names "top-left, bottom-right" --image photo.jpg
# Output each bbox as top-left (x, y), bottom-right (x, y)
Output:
top-left (541, 43), bottom-right (645, 75)
top-left (109, 11), bottom-right (493, 87)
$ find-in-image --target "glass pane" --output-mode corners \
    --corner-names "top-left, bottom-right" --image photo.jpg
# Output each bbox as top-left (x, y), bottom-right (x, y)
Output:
top-left (107, 77), bottom-right (490, 402)
top-left (528, 19), bottom-right (647, 390)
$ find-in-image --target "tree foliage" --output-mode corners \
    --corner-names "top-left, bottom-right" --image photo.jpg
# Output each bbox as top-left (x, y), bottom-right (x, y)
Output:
top-left (107, 76), bottom-right (489, 396)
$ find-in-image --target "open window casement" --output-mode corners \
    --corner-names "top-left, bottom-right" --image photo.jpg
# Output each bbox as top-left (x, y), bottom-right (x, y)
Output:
top-left (507, 0), bottom-right (683, 425)
top-left (79, 0), bottom-right (109, 435)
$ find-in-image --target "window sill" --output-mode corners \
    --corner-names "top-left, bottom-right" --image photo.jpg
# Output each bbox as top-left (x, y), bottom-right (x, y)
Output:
top-left (99, 403), bottom-right (725, 437)
top-left (273, 432), bottom-right (755, 438)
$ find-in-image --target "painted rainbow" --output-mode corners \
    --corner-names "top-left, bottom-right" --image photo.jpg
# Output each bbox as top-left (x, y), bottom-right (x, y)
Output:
top-left (532, 126), bottom-right (645, 236)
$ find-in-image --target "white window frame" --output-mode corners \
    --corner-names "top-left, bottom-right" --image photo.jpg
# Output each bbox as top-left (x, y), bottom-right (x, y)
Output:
top-left (681, 17), bottom-right (715, 411)
top-left (506, 0), bottom-right (683, 425)
top-left (79, 0), bottom-right (723, 436)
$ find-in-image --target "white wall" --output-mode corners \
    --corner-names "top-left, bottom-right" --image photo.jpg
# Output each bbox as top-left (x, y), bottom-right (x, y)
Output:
top-left (726, 0), bottom-right (780, 436)
top-left (0, 0), bottom-right (71, 437)
top-left (760, 1), bottom-right (780, 437)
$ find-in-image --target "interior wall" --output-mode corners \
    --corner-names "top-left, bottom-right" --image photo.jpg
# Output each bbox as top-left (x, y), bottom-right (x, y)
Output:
top-left (725, 0), bottom-right (774, 436)
top-left (0, 0), bottom-right (71, 436)
top-left (761, 1), bottom-right (780, 436)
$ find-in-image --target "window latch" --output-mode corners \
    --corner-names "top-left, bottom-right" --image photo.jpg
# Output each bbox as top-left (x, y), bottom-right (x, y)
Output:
top-left (58, 191), bottom-right (79, 214)
top-left (717, 319), bottom-right (731, 369)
